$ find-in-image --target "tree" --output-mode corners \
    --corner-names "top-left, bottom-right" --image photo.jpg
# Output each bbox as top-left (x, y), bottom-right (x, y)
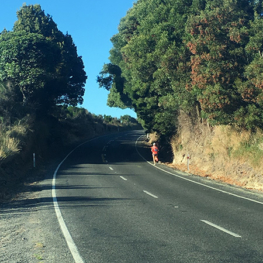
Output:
top-left (186, 0), bottom-right (258, 127)
top-left (0, 4), bottom-right (87, 116)
top-left (97, 63), bottom-right (132, 109)
top-left (236, 5), bottom-right (263, 129)
top-left (101, 0), bottom-right (263, 138)
top-left (103, 115), bottom-right (113, 123)
top-left (103, 0), bottom-right (198, 138)
top-left (0, 31), bottom-right (61, 110)
top-left (120, 115), bottom-right (137, 124)
top-left (13, 4), bottom-right (62, 40)
top-left (0, 80), bottom-right (23, 124)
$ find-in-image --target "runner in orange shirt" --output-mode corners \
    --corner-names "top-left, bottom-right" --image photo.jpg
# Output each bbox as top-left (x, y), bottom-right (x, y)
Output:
top-left (151, 143), bottom-right (159, 165)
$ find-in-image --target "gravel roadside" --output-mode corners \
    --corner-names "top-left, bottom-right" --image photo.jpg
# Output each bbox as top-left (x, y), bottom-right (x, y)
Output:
top-left (0, 156), bottom-right (74, 263)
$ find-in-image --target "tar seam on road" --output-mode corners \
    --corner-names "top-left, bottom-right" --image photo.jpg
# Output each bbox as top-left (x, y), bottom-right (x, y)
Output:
top-left (135, 135), bottom-right (263, 206)
top-left (52, 136), bottom-right (106, 263)
top-left (201, 220), bottom-right (242, 238)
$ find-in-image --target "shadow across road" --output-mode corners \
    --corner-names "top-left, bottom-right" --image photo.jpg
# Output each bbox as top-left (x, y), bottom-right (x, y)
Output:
top-left (0, 131), bottom-right (148, 218)
top-left (0, 193), bottom-right (137, 216)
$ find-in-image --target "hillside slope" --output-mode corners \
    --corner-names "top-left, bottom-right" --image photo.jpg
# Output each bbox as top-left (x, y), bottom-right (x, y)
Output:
top-left (169, 111), bottom-right (263, 191)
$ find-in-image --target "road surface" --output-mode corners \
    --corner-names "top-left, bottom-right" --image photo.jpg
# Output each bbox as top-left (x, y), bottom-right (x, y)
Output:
top-left (51, 130), bottom-right (263, 263)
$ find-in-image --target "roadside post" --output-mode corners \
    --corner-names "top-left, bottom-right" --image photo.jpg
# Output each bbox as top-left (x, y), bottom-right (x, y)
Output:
top-left (33, 153), bottom-right (36, 168)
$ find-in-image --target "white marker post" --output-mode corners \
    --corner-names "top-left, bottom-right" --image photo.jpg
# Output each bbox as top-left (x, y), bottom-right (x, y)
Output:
top-left (33, 153), bottom-right (36, 168)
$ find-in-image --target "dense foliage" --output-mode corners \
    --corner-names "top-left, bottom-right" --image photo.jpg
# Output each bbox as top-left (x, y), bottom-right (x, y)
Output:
top-left (98, 0), bottom-right (263, 138)
top-left (0, 4), bottom-right (87, 120)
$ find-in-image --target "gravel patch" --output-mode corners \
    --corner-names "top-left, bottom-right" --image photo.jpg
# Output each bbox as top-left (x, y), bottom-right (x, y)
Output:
top-left (0, 160), bottom-right (73, 263)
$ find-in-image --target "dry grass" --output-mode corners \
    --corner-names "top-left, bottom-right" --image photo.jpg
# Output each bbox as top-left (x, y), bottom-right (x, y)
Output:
top-left (170, 111), bottom-right (263, 191)
top-left (0, 123), bottom-right (28, 161)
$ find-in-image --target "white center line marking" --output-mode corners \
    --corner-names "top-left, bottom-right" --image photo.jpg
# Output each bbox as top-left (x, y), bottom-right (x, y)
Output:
top-left (120, 176), bottom-right (127, 181)
top-left (109, 167), bottom-right (113, 171)
top-left (201, 220), bottom-right (241, 238)
top-left (143, 190), bottom-right (158, 199)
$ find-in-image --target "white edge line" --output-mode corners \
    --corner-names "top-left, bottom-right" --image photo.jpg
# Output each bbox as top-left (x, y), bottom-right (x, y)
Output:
top-left (143, 190), bottom-right (158, 199)
top-left (135, 135), bottom-right (263, 206)
top-left (120, 176), bottom-right (128, 181)
top-left (52, 136), bottom-right (101, 263)
top-left (201, 220), bottom-right (241, 238)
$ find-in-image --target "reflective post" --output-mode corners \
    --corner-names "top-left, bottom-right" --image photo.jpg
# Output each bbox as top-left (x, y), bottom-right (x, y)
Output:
top-left (33, 153), bottom-right (36, 168)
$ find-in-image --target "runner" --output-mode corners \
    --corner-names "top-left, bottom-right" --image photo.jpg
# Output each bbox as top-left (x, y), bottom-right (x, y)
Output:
top-left (151, 143), bottom-right (159, 165)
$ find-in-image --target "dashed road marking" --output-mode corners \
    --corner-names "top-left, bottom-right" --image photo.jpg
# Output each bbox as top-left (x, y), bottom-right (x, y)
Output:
top-left (120, 176), bottom-right (128, 181)
top-left (201, 220), bottom-right (241, 238)
top-left (143, 190), bottom-right (158, 199)
top-left (109, 167), bottom-right (114, 171)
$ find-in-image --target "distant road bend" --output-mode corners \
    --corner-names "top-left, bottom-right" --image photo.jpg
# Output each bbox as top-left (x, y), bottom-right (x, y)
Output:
top-left (52, 130), bottom-right (263, 263)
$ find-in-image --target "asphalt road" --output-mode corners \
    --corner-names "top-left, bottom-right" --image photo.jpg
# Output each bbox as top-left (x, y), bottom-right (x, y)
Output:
top-left (51, 130), bottom-right (263, 263)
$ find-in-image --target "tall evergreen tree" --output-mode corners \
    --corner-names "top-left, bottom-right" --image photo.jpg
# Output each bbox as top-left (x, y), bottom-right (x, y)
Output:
top-left (0, 4), bottom-right (87, 116)
top-left (100, 0), bottom-right (199, 137)
top-left (100, 0), bottom-right (263, 136)
top-left (186, 0), bottom-right (255, 126)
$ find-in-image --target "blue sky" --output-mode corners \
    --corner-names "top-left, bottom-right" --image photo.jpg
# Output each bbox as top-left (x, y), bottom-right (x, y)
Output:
top-left (1, 1), bottom-right (137, 118)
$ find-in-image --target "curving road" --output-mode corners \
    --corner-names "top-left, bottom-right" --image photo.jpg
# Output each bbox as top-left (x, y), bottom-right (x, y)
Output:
top-left (51, 130), bottom-right (263, 263)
